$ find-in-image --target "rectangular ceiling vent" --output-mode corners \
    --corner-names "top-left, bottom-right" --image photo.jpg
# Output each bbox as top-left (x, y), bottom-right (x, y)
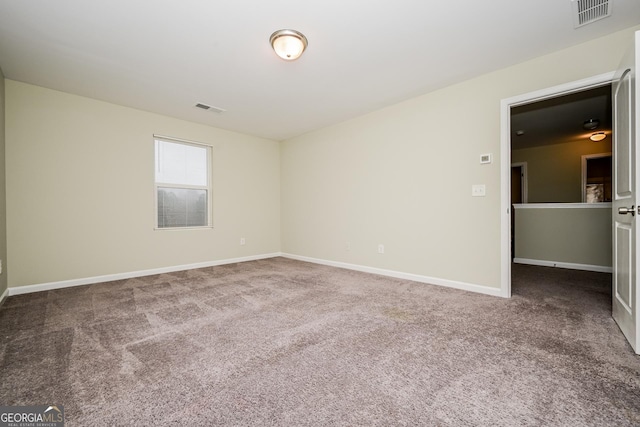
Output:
top-left (194, 103), bottom-right (226, 114)
top-left (571, 0), bottom-right (611, 28)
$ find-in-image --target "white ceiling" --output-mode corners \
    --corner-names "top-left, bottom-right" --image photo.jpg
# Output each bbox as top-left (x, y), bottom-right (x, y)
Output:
top-left (0, 0), bottom-right (638, 141)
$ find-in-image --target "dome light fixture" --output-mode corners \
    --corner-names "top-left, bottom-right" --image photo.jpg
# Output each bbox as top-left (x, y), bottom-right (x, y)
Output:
top-left (590, 132), bottom-right (607, 142)
top-left (583, 119), bottom-right (600, 130)
top-left (270, 29), bottom-right (308, 61)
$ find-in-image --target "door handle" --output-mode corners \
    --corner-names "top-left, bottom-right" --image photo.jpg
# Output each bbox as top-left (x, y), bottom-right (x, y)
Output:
top-left (618, 206), bottom-right (636, 216)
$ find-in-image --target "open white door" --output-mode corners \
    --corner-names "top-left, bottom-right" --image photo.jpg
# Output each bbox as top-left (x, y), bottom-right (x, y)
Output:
top-left (612, 31), bottom-right (640, 353)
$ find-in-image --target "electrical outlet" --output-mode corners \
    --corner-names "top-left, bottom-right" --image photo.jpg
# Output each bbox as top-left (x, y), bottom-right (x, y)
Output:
top-left (472, 184), bottom-right (486, 197)
top-left (346, 242), bottom-right (351, 251)
top-left (240, 237), bottom-right (246, 246)
top-left (378, 244), bottom-right (385, 254)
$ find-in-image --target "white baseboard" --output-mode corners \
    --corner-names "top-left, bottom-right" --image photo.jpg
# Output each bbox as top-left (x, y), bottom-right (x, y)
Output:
top-left (281, 253), bottom-right (503, 297)
top-left (7, 252), bottom-right (505, 298)
top-left (513, 258), bottom-right (613, 273)
top-left (0, 287), bottom-right (8, 306)
top-left (8, 253), bottom-right (282, 296)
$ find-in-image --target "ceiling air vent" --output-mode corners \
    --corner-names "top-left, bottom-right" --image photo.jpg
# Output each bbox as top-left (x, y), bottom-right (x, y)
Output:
top-left (194, 103), bottom-right (226, 114)
top-left (571, 0), bottom-right (612, 28)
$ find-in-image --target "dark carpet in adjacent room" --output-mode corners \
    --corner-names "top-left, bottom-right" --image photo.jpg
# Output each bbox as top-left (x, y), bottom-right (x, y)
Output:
top-left (1, 258), bottom-right (639, 426)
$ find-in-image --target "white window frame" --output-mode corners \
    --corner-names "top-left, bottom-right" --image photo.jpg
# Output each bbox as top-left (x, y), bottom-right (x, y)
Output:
top-left (154, 134), bottom-right (213, 230)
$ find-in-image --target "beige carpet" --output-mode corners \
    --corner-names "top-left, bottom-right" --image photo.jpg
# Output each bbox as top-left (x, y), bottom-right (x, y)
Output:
top-left (1, 258), bottom-right (639, 426)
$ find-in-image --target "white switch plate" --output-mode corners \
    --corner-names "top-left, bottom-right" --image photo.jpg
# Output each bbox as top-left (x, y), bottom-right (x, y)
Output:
top-left (472, 184), bottom-right (486, 197)
top-left (378, 244), bottom-right (385, 254)
top-left (240, 237), bottom-right (246, 245)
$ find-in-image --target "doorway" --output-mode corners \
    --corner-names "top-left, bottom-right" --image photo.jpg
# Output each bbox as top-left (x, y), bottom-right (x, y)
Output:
top-left (511, 163), bottom-right (527, 204)
top-left (510, 162), bottom-right (527, 260)
top-left (500, 72), bottom-right (616, 298)
top-left (582, 153), bottom-right (613, 202)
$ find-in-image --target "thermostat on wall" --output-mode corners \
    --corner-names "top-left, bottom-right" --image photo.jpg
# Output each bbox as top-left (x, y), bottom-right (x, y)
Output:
top-left (480, 153), bottom-right (492, 164)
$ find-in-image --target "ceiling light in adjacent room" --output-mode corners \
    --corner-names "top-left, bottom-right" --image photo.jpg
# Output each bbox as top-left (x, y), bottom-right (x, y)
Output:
top-left (583, 119), bottom-right (600, 130)
top-left (270, 29), bottom-right (308, 61)
top-left (590, 132), bottom-right (606, 142)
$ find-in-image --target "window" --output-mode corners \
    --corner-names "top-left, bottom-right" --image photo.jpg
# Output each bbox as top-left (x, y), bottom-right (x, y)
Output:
top-left (154, 136), bottom-right (212, 229)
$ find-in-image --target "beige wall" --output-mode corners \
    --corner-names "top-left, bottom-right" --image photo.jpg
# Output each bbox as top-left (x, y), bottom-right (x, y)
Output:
top-left (512, 139), bottom-right (612, 203)
top-left (0, 68), bottom-right (6, 298)
top-left (5, 26), bottom-right (639, 291)
top-left (514, 205), bottom-right (612, 268)
top-left (6, 81), bottom-right (281, 287)
top-left (281, 26), bottom-right (639, 289)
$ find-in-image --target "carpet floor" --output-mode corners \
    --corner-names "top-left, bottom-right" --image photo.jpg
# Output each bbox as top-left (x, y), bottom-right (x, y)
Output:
top-left (0, 258), bottom-right (639, 426)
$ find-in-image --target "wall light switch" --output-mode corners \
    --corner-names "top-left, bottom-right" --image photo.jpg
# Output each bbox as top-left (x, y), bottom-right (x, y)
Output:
top-left (480, 154), bottom-right (492, 164)
top-left (240, 237), bottom-right (246, 246)
top-left (472, 184), bottom-right (486, 197)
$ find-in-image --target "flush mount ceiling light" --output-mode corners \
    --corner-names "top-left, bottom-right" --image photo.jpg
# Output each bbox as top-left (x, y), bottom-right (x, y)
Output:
top-left (590, 132), bottom-right (607, 142)
top-left (270, 29), bottom-right (308, 61)
top-left (583, 119), bottom-right (600, 130)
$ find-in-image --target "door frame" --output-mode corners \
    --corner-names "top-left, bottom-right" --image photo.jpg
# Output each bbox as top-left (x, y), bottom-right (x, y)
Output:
top-left (500, 72), bottom-right (615, 298)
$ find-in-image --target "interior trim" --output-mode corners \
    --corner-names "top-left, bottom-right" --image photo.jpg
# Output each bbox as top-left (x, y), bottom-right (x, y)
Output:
top-left (281, 253), bottom-right (503, 297)
top-left (0, 287), bottom-right (8, 307)
top-left (513, 203), bottom-right (612, 209)
top-left (6, 252), bottom-right (503, 299)
top-left (514, 257), bottom-right (613, 273)
top-left (7, 253), bottom-right (282, 296)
